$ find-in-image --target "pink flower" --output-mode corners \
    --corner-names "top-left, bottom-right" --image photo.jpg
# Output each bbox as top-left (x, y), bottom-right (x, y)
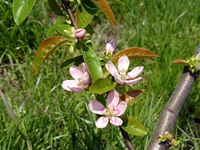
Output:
top-left (88, 90), bottom-right (127, 128)
top-left (62, 63), bottom-right (91, 92)
top-left (106, 40), bottom-right (116, 55)
top-left (105, 56), bottom-right (144, 85)
top-left (74, 29), bottom-right (86, 40)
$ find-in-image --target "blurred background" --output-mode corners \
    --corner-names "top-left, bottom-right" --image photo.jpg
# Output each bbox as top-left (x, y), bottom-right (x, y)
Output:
top-left (0, 0), bottom-right (200, 149)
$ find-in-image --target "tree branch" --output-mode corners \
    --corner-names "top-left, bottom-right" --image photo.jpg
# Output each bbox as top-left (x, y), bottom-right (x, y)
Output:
top-left (147, 45), bottom-right (200, 150)
top-left (119, 126), bottom-right (135, 150)
top-left (62, 0), bottom-right (78, 29)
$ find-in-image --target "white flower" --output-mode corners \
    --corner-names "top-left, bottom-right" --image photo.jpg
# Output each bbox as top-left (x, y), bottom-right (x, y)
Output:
top-left (88, 90), bottom-right (127, 128)
top-left (62, 63), bottom-right (91, 92)
top-left (105, 56), bottom-right (144, 85)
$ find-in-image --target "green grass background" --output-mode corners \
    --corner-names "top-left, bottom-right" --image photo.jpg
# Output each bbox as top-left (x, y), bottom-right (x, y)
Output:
top-left (0, 0), bottom-right (200, 149)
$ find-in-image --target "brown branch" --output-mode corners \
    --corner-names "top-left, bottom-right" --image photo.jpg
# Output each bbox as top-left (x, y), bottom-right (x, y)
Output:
top-left (147, 45), bottom-right (200, 150)
top-left (119, 126), bottom-right (135, 150)
top-left (62, 0), bottom-right (78, 29)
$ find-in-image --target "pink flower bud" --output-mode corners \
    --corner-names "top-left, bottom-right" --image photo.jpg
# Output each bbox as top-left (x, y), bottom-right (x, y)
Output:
top-left (106, 40), bottom-right (116, 55)
top-left (74, 29), bottom-right (86, 40)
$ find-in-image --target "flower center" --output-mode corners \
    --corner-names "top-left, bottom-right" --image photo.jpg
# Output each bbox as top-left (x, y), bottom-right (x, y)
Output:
top-left (120, 70), bottom-right (127, 80)
top-left (77, 78), bottom-right (84, 86)
top-left (105, 108), bottom-right (114, 117)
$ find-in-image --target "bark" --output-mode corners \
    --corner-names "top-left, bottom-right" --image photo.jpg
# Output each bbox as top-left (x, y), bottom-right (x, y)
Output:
top-left (147, 45), bottom-right (200, 150)
top-left (62, 0), bottom-right (78, 29)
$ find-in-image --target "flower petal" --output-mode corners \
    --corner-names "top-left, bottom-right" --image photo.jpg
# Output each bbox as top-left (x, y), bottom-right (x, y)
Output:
top-left (69, 66), bottom-right (83, 80)
top-left (88, 100), bottom-right (105, 115)
top-left (106, 40), bottom-right (116, 55)
top-left (62, 80), bottom-right (84, 92)
top-left (95, 117), bottom-right (109, 128)
top-left (81, 72), bottom-right (91, 84)
top-left (125, 77), bottom-right (142, 85)
top-left (105, 61), bottom-right (119, 77)
top-left (110, 117), bottom-right (123, 126)
top-left (127, 66), bottom-right (144, 79)
top-left (118, 56), bottom-right (129, 73)
top-left (114, 101), bottom-right (127, 116)
top-left (115, 77), bottom-right (124, 84)
top-left (81, 63), bottom-right (89, 73)
top-left (62, 80), bottom-right (72, 91)
top-left (106, 90), bottom-right (119, 109)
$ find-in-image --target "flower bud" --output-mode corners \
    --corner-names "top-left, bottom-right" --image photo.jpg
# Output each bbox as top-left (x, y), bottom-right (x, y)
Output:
top-left (106, 40), bottom-right (116, 55)
top-left (74, 29), bottom-right (86, 40)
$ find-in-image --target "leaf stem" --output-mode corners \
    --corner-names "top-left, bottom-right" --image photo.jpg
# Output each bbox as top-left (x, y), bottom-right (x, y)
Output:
top-left (147, 45), bottom-right (200, 150)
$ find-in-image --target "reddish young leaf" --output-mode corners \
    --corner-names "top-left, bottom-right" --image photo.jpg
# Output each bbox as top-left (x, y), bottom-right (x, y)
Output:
top-left (112, 47), bottom-right (159, 63)
top-left (92, 0), bottom-right (117, 26)
top-left (172, 59), bottom-right (189, 65)
top-left (32, 36), bottom-right (71, 75)
top-left (121, 90), bottom-right (143, 104)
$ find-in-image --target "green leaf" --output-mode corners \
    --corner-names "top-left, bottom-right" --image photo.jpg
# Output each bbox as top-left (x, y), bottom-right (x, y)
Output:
top-left (82, 42), bottom-right (103, 81)
top-left (92, 0), bottom-right (117, 26)
top-left (33, 36), bottom-right (72, 75)
top-left (89, 78), bottom-right (117, 94)
top-left (48, 0), bottom-right (64, 16)
top-left (122, 117), bottom-right (147, 136)
top-left (112, 47), bottom-right (159, 63)
top-left (61, 55), bottom-right (84, 68)
top-left (76, 0), bottom-right (97, 28)
top-left (12, 0), bottom-right (36, 25)
top-left (47, 18), bottom-right (73, 37)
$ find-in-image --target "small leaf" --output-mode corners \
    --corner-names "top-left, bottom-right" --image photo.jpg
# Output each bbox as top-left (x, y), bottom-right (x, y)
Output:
top-left (92, 0), bottom-right (117, 26)
top-left (76, 0), bottom-right (97, 28)
top-left (122, 117), bottom-right (147, 136)
top-left (33, 36), bottom-right (71, 75)
top-left (172, 59), bottom-right (189, 65)
top-left (82, 42), bottom-right (103, 81)
top-left (89, 78), bottom-right (117, 94)
top-left (48, 0), bottom-right (64, 16)
top-left (121, 90), bottom-right (143, 104)
top-left (12, 0), bottom-right (36, 25)
top-left (61, 55), bottom-right (84, 68)
top-left (112, 47), bottom-right (159, 63)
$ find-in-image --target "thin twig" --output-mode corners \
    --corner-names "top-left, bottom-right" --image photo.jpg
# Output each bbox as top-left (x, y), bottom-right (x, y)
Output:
top-left (147, 45), bottom-right (200, 150)
top-left (120, 126), bottom-right (135, 150)
top-left (62, 0), bottom-right (78, 29)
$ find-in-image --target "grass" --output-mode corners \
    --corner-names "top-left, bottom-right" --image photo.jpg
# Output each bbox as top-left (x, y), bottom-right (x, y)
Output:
top-left (0, 0), bottom-right (200, 149)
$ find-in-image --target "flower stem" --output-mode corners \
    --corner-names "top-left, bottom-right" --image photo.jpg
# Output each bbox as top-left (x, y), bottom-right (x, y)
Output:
top-left (119, 126), bottom-right (135, 150)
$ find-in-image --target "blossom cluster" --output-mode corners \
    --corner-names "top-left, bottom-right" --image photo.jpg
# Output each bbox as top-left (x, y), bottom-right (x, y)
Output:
top-left (62, 29), bottom-right (144, 128)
